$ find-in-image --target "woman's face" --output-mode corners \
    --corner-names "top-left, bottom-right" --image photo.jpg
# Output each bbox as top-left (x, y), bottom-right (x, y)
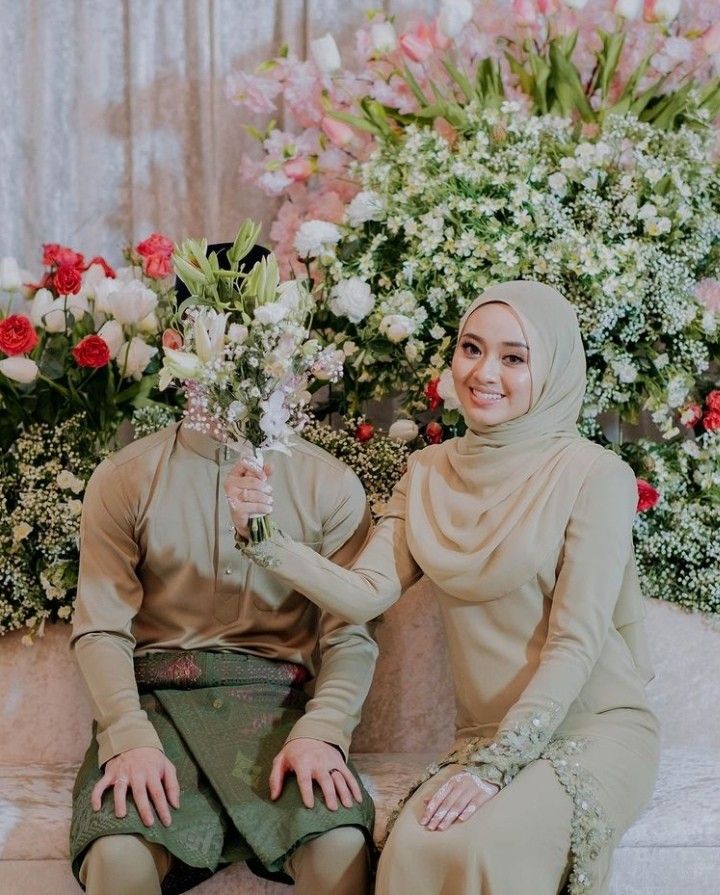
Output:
top-left (451, 302), bottom-right (532, 428)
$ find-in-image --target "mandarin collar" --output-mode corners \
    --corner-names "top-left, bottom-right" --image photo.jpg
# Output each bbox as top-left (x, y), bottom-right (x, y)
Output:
top-left (177, 421), bottom-right (248, 467)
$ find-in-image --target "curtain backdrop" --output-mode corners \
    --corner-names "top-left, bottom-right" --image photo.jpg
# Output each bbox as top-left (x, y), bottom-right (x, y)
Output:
top-left (1, 0), bottom-right (438, 270)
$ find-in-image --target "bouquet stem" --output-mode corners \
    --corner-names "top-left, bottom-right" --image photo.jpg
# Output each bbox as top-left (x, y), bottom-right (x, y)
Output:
top-left (249, 513), bottom-right (275, 544)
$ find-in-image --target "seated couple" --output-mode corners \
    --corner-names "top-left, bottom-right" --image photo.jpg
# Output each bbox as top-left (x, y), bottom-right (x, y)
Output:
top-left (70, 280), bottom-right (659, 895)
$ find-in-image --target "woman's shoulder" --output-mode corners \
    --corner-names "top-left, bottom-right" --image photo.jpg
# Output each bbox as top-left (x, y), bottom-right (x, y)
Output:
top-left (573, 443), bottom-right (638, 513)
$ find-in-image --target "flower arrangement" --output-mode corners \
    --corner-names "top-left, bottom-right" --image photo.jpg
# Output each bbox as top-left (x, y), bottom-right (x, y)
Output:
top-left (0, 234), bottom-right (180, 451)
top-left (159, 220), bottom-right (344, 541)
top-left (0, 415), bottom-right (107, 641)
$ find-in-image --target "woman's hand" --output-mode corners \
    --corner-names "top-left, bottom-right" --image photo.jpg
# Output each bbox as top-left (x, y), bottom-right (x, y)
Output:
top-left (420, 770), bottom-right (499, 831)
top-left (224, 459), bottom-right (274, 540)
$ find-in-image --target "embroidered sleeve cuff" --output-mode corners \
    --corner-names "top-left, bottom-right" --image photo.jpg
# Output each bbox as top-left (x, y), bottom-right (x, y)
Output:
top-left (235, 527), bottom-right (293, 569)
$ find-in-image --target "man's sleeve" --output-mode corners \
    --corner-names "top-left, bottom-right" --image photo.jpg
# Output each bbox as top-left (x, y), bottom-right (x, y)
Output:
top-left (72, 458), bottom-right (163, 767)
top-left (285, 468), bottom-right (379, 759)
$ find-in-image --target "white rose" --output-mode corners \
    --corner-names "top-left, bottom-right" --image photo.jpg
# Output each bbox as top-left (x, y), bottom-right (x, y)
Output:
top-left (614, 0), bottom-right (643, 17)
top-left (329, 277), bottom-right (375, 323)
top-left (311, 33), bottom-right (342, 74)
top-left (68, 499), bottom-right (83, 516)
top-left (342, 340), bottom-right (358, 357)
top-left (346, 191), bottom-right (386, 227)
top-left (370, 21), bottom-right (397, 53)
top-left (389, 419), bottom-right (420, 442)
top-left (437, 0), bottom-right (473, 39)
top-left (56, 470), bottom-right (85, 493)
top-left (379, 313), bottom-right (415, 343)
top-left (97, 320), bottom-right (124, 359)
top-left (116, 337), bottom-right (157, 380)
top-left (437, 368), bottom-right (461, 410)
top-left (12, 521), bottom-right (33, 543)
top-left (105, 280), bottom-right (158, 325)
top-left (228, 323), bottom-right (249, 344)
top-left (0, 257), bottom-right (22, 290)
top-left (294, 220), bottom-right (342, 258)
top-left (0, 356), bottom-right (39, 384)
top-left (405, 342), bottom-right (419, 362)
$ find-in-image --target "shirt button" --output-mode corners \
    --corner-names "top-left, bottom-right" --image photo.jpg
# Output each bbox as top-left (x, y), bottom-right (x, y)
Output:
top-left (213, 698), bottom-right (223, 709)
top-left (224, 567), bottom-right (233, 575)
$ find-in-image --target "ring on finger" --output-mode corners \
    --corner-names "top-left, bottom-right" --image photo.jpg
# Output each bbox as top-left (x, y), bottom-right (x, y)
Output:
top-left (329, 768), bottom-right (344, 776)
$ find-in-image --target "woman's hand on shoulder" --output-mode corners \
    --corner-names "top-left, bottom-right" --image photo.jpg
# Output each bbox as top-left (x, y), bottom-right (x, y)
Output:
top-left (420, 768), bottom-right (499, 831)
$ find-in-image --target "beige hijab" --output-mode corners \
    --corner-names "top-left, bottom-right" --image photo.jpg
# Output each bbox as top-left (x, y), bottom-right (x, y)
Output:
top-left (404, 281), bottom-right (651, 678)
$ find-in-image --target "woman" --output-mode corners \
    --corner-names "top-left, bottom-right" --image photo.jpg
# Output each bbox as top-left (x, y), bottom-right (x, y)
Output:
top-left (226, 281), bottom-right (660, 895)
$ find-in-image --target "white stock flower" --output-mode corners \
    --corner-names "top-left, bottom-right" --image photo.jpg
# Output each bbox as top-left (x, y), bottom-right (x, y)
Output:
top-left (311, 34), bottom-right (342, 74)
top-left (346, 191), bottom-right (386, 227)
top-left (254, 302), bottom-right (289, 325)
top-left (116, 337), bottom-right (157, 380)
top-left (105, 280), bottom-right (158, 325)
top-left (437, 368), bottom-right (461, 410)
top-left (614, 0), bottom-right (643, 17)
top-left (379, 313), bottom-right (415, 342)
top-left (370, 21), bottom-right (397, 53)
top-left (389, 419), bottom-right (420, 442)
top-left (438, 0), bottom-right (474, 39)
top-left (0, 356), bottom-right (39, 383)
top-left (329, 277), bottom-right (375, 323)
top-left (56, 470), bottom-right (85, 493)
top-left (97, 320), bottom-right (124, 359)
top-left (294, 220), bottom-right (342, 258)
top-left (0, 257), bottom-right (22, 290)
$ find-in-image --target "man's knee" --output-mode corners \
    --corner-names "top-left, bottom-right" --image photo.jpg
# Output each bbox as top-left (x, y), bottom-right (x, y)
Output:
top-left (287, 826), bottom-right (370, 894)
top-left (80, 834), bottom-right (169, 895)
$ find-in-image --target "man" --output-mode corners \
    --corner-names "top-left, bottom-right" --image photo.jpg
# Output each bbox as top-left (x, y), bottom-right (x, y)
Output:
top-left (69, 245), bottom-right (377, 895)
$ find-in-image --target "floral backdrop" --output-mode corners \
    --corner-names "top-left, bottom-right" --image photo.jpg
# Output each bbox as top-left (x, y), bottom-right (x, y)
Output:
top-left (1, 0), bottom-right (719, 640)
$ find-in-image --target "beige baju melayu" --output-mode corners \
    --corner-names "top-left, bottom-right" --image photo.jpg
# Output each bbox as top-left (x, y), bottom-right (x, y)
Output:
top-left (243, 282), bottom-right (660, 895)
top-left (71, 422), bottom-right (378, 894)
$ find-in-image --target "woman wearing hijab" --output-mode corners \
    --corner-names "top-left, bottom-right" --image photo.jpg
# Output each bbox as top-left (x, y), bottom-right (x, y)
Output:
top-left (226, 281), bottom-right (660, 895)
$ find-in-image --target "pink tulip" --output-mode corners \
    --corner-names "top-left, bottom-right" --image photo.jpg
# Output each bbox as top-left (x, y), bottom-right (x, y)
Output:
top-left (513, 0), bottom-right (538, 24)
top-left (399, 22), bottom-right (436, 63)
top-left (701, 22), bottom-right (720, 56)
top-left (321, 117), bottom-right (355, 148)
top-left (538, 0), bottom-right (560, 13)
top-left (283, 157), bottom-right (314, 182)
top-left (644, 0), bottom-right (681, 24)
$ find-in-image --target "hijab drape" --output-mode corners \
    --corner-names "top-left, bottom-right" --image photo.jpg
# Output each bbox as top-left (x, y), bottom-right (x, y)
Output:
top-left (404, 281), bottom-right (651, 681)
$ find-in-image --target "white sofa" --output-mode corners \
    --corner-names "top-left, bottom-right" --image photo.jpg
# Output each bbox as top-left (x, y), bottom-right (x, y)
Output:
top-left (1, 587), bottom-right (719, 894)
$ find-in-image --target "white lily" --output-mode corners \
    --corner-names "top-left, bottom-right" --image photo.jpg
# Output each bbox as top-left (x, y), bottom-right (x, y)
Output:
top-left (159, 347), bottom-right (202, 390)
top-left (194, 309), bottom-right (229, 363)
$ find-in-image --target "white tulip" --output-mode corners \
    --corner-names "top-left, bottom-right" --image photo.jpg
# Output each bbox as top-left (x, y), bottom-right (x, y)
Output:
top-left (437, 368), bottom-right (461, 410)
top-left (437, 0), bottom-right (474, 39)
top-left (613, 0), bottom-right (643, 18)
top-left (116, 336), bottom-right (157, 380)
top-left (105, 280), bottom-right (158, 325)
top-left (562, 0), bottom-right (590, 8)
top-left (80, 263), bottom-right (108, 298)
top-left (30, 289), bottom-right (64, 332)
top-left (647, 0), bottom-right (681, 22)
top-left (370, 21), bottom-right (397, 53)
top-left (93, 277), bottom-right (120, 315)
top-left (97, 320), bottom-right (124, 359)
top-left (389, 419), bottom-right (420, 442)
top-left (311, 34), bottom-right (342, 74)
top-left (0, 356), bottom-right (39, 384)
top-left (0, 257), bottom-right (22, 290)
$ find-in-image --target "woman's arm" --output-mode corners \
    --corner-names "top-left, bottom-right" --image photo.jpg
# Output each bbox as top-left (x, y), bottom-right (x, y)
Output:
top-left (225, 463), bottom-right (423, 624)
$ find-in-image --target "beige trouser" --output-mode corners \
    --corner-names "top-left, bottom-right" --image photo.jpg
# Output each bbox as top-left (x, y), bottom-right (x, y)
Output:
top-left (79, 825), bottom-right (370, 895)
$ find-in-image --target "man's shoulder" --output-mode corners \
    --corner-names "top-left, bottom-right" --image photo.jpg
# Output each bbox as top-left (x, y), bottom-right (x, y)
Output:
top-left (287, 435), bottom-right (355, 476)
top-left (102, 422), bottom-right (180, 473)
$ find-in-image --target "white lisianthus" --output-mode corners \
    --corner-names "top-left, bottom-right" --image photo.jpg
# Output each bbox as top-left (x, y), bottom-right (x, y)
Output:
top-left (0, 257), bottom-right (22, 290)
top-left (0, 356), bottom-right (39, 383)
top-left (429, 324), bottom-right (446, 339)
top-left (137, 312), bottom-right (160, 334)
top-left (614, 0), bottom-right (643, 17)
top-left (97, 320), bottom-right (124, 359)
top-left (438, 0), bottom-right (474, 39)
top-left (12, 521), bottom-right (33, 544)
top-left (437, 368), bottom-right (461, 410)
top-left (56, 470), bottom-right (85, 493)
top-left (329, 277), bottom-right (375, 323)
top-left (254, 302), bottom-right (290, 325)
top-left (116, 337), bottom-right (157, 380)
top-left (159, 347), bottom-right (202, 390)
top-left (379, 313), bottom-right (415, 343)
top-left (342, 340), bottom-right (358, 357)
top-left (294, 220), bottom-right (342, 258)
top-left (389, 419), bottom-right (420, 442)
top-left (311, 34), bottom-right (342, 74)
top-left (346, 191), bottom-right (386, 227)
top-left (227, 323), bottom-right (249, 344)
top-left (370, 21), bottom-right (397, 53)
top-left (105, 280), bottom-right (158, 325)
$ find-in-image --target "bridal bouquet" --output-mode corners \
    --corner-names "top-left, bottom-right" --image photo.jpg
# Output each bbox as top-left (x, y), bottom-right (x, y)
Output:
top-left (159, 220), bottom-right (344, 542)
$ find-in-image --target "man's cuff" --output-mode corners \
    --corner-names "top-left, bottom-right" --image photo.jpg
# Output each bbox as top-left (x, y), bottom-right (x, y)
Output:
top-left (96, 712), bottom-right (164, 768)
top-left (285, 718), bottom-right (350, 763)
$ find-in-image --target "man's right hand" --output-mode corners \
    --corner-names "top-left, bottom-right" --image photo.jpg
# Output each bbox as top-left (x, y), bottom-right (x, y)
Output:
top-left (91, 747), bottom-right (180, 827)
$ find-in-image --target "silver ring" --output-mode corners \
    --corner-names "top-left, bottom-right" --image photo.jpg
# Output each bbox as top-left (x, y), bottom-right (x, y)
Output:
top-left (329, 768), bottom-right (344, 776)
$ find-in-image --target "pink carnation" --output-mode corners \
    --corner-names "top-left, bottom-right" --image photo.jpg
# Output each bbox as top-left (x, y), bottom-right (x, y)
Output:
top-left (694, 278), bottom-right (720, 312)
top-left (307, 190), bottom-right (346, 224)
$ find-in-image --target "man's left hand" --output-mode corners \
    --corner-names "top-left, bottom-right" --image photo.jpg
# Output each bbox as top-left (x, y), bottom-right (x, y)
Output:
top-left (269, 738), bottom-right (362, 811)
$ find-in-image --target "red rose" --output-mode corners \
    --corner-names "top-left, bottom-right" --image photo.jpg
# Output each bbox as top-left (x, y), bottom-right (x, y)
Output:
top-left (72, 334), bottom-right (111, 368)
top-left (703, 410), bottom-right (720, 432)
top-left (86, 256), bottom-right (116, 278)
top-left (424, 378), bottom-right (442, 410)
top-left (706, 390), bottom-right (720, 413)
top-left (42, 243), bottom-right (84, 269)
top-left (636, 479), bottom-right (660, 513)
top-left (162, 329), bottom-right (183, 350)
top-left (143, 252), bottom-right (173, 279)
top-left (136, 233), bottom-right (174, 259)
top-left (0, 315), bottom-right (38, 356)
top-left (425, 421), bottom-right (444, 444)
top-left (355, 422), bottom-right (375, 443)
top-left (54, 264), bottom-right (83, 295)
